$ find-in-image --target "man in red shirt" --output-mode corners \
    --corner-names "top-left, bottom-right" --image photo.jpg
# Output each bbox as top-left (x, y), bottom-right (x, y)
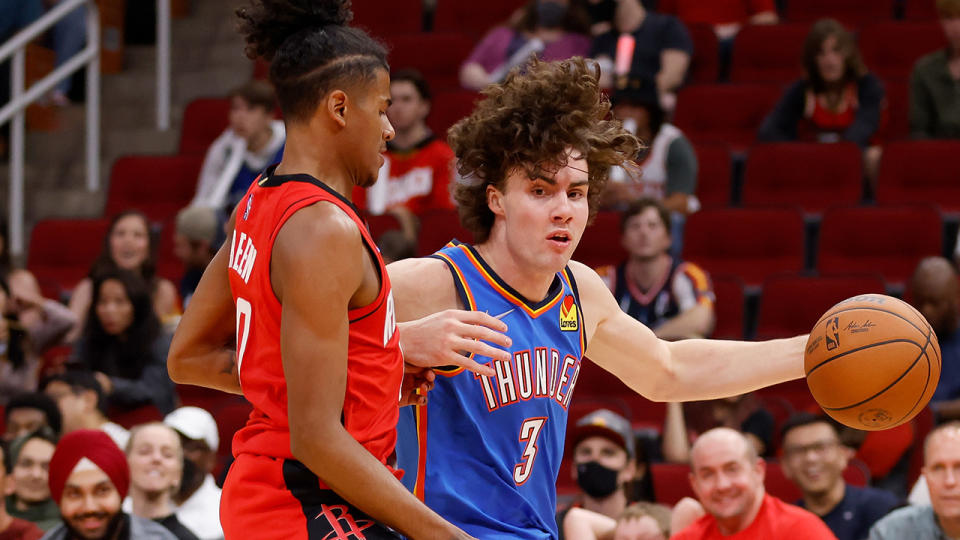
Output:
top-left (671, 428), bottom-right (837, 539)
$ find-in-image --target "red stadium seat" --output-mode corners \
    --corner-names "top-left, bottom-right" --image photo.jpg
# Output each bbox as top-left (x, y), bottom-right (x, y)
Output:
top-left (905, 0), bottom-right (939, 19)
top-left (817, 204), bottom-right (943, 287)
top-left (365, 213), bottom-right (404, 241)
top-left (105, 155), bottom-right (204, 223)
top-left (352, 0), bottom-right (423, 38)
top-left (651, 463), bottom-right (695, 505)
top-left (156, 221), bottom-right (184, 283)
top-left (179, 98), bottom-right (231, 156)
top-left (426, 90), bottom-right (480, 141)
top-left (785, 0), bottom-right (895, 27)
top-left (674, 84), bottom-right (781, 151)
top-left (433, 0), bottom-right (524, 39)
top-left (882, 79), bottom-right (910, 140)
top-left (386, 33), bottom-right (475, 92)
top-left (711, 274), bottom-right (745, 340)
top-left (575, 359), bottom-right (665, 428)
top-left (574, 211), bottom-right (626, 269)
top-left (27, 218), bottom-right (111, 298)
top-left (687, 23), bottom-right (719, 84)
top-left (694, 143), bottom-right (732, 209)
top-left (876, 140), bottom-right (960, 213)
top-left (908, 406), bottom-right (934, 487)
top-left (109, 405), bottom-right (163, 429)
top-left (729, 24), bottom-right (809, 84)
top-left (756, 273), bottom-right (886, 339)
top-left (742, 143), bottom-right (863, 214)
top-left (860, 22), bottom-right (946, 81)
top-left (417, 208), bottom-right (472, 256)
top-left (682, 207), bottom-right (806, 288)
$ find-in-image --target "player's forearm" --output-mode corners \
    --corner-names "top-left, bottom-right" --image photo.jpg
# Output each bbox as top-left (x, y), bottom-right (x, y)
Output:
top-left (293, 426), bottom-right (470, 540)
top-left (655, 335), bottom-right (807, 402)
top-left (167, 347), bottom-right (242, 395)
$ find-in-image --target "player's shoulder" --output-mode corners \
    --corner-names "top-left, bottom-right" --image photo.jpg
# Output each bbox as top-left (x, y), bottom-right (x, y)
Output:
top-left (387, 256), bottom-right (459, 318)
top-left (274, 200), bottom-right (364, 262)
top-left (567, 260), bottom-right (613, 294)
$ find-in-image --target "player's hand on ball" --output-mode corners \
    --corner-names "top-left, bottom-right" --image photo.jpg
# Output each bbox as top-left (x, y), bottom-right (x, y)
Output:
top-left (399, 310), bottom-right (512, 377)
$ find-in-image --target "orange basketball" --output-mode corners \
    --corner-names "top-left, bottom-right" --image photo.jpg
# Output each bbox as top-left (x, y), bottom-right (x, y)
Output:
top-left (804, 294), bottom-right (941, 431)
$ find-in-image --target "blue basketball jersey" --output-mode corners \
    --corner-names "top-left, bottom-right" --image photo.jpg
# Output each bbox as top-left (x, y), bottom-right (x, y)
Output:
top-left (398, 241), bottom-right (586, 539)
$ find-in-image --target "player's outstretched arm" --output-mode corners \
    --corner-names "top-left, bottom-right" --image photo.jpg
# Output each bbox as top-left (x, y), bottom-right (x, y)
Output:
top-left (571, 262), bottom-right (806, 402)
top-left (167, 237), bottom-right (241, 394)
top-left (276, 205), bottom-right (474, 540)
top-left (388, 257), bottom-right (510, 375)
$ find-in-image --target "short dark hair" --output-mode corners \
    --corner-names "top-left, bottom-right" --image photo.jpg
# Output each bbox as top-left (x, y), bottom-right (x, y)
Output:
top-left (390, 68), bottom-right (431, 101)
top-left (4, 427), bottom-right (59, 473)
top-left (802, 19), bottom-right (867, 93)
top-left (229, 80), bottom-right (277, 111)
top-left (450, 57), bottom-right (641, 243)
top-left (621, 198), bottom-right (670, 234)
top-left (5, 392), bottom-right (62, 435)
top-left (237, 0), bottom-right (390, 122)
top-left (611, 88), bottom-right (665, 139)
top-left (42, 370), bottom-right (107, 413)
top-left (779, 412), bottom-right (841, 445)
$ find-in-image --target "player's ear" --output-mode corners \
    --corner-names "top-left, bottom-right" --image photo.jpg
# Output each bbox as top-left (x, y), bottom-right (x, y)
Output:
top-left (325, 90), bottom-right (349, 128)
top-left (487, 184), bottom-right (505, 217)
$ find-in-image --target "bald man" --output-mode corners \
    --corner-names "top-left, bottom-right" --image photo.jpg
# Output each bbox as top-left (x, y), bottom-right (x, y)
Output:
top-left (671, 428), bottom-right (836, 539)
top-left (870, 422), bottom-right (960, 539)
top-left (908, 257), bottom-right (960, 420)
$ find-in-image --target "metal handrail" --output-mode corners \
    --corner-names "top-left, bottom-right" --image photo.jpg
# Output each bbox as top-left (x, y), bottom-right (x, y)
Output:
top-left (0, 0), bottom-right (100, 258)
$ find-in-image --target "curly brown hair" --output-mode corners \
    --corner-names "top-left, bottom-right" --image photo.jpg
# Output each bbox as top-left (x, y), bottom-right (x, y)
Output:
top-left (448, 57), bottom-right (641, 244)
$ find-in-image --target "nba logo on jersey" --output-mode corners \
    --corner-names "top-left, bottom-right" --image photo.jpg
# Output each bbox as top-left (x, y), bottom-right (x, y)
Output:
top-left (559, 295), bottom-right (578, 331)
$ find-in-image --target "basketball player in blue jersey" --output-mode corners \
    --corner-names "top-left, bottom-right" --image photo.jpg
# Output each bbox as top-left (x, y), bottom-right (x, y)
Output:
top-left (387, 57), bottom-right (809, 539)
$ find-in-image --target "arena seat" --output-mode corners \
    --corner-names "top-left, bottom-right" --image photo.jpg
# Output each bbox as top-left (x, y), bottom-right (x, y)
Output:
top-left (364, 213), bottom-right (404, 241)
top-left (784, 0), bottom-right (895, 26)
top-left (729, 24), bottom-right (809, 84)
top-left (352, 0), bottom-right (423, 38)
top-left (574, 360), bottom-right (665, 429)
top-left (818, 204), bottom-right (942, 288)
top-left (386, 33), bottom-right (475, 92)
top-left (693, 143), bottom-right (733, 209)
top-left (416, 208), bottom-right (473, 256)
top-left (109, 405), bottom-right (163, 429)
top-left (156, 221), bottom-right (185, 283)
top-left (755, 273), bottom-right (887, 339)
top-left (674, 84), bottom-right (781, 151)
top-left (574, 211), bottom-right (626, 269)
top-left (876, 140), bottom-right (960, 213)
top-left (860, 22), bottom-right (946, 81)
top-left (905, 0), bottom-right (939, 20)
top-left (742, 143), bottom-right (863, 214)
top-left (105, 155), bottom-right (204, 223)
top-left (178, 97), bottom-right (231, 156)
top-left (711, 274), bottom-right (745, 340)
top-left (687, 23), bottom-right (719, 84)
top-left (682, 207), bottom-right (806, 288)
top-left (433, 0), bottom-right (524, 39)
top-left (426, 90), bottom-right (480, 141)
top-left (28, 218), bottom-right (111, 298)
top-left (881, 79), bottom-right (910, 140)
top-left (651, 463), bottom-right (695, 505)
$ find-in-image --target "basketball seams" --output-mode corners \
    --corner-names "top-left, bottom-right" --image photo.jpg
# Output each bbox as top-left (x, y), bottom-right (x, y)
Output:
top-left (888, 327), bottom-right (935, 426)
top-left (806, 338), bottom-right (924, 376)
top-left (818, 337), bottom-right (926, 411)
top-left (811, 304), bottom-right (930, 338)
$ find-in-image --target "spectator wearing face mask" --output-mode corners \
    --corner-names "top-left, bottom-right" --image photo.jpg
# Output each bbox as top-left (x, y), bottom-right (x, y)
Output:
top-left (459, 0), bottom-right (592, 91)
top-left (557, 409), bottom-right (655, 539)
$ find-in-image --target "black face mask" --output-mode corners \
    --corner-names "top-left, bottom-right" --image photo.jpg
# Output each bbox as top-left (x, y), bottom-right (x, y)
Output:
top-left (537, 0), bottom-right (568, 29)
top-left (587, 0), bottom-right (617, 26)
top-left (576, 461), bottom-right (620, 498)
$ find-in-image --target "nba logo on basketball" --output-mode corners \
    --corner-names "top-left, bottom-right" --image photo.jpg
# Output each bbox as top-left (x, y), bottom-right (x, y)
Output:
top-left (559, 295), bottom-right (578, 331)
top-left (825, 316), bottom-right (841, 351)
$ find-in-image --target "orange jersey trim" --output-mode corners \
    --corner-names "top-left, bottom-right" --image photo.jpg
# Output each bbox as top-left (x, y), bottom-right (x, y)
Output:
top-left (455, 245), bottom-right (563, 318)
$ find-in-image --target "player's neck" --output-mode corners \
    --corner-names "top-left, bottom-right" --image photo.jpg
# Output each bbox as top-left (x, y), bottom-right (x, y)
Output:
top-left (580, 489), bottom-right (627, 520)
top-left (275, 131), bottom-right (354, 199)
top-left (716, 489), bottom-right (765, 535)
top-left (803, 481), bottom-right (845, 516)
top-left (626, 253), bottom-right (671, 291)
top-left (474, 241), bottom-right (555, 302)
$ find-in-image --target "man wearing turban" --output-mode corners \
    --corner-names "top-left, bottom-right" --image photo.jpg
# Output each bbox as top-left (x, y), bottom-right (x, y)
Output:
top-left (40, 430), bottom-right (175, 540)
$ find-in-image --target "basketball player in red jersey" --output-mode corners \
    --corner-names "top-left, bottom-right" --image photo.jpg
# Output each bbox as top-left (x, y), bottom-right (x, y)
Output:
top-left (165, 1), bottom-right (508, 539)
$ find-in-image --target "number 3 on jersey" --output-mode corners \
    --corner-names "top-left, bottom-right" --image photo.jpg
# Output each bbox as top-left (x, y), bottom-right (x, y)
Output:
top-left (514, 417), bottom-right (547, 485)
top-left (236, 298), bottom-right (252, 373)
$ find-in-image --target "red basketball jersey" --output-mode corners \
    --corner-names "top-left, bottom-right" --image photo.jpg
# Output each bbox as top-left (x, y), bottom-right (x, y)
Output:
top-left (226, 165), bottom-right (404, 483)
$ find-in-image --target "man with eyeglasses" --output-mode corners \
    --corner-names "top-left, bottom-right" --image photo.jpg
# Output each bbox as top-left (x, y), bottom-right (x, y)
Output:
top-left (780, 413), bottom-right (899, 540)
top-left (869, 422), bottom-right (960, 539)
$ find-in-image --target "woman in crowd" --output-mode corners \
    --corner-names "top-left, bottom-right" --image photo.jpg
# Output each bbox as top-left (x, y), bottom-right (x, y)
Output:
top-left (70, 269), bottom-right (175, 414)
